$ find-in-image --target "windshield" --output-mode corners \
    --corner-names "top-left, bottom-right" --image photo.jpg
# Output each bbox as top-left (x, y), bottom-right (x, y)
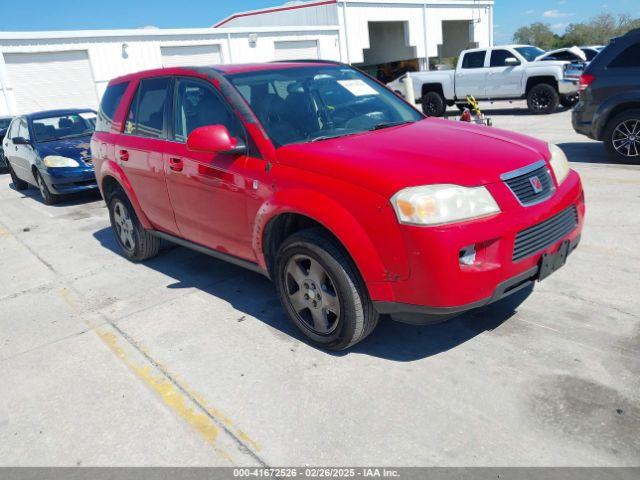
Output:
top-left (32, 112), bottom-right (96, 142)
top-left (515, 46), bottom-right (546, 62)
top-left (229, 65), bottom-right (423, 146)
top-left (0, 118), bottom-right (12, 130)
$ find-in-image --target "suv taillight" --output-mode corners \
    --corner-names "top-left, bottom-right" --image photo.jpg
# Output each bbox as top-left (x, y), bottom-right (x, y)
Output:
top-left (579, 74), bottom-right (595, 92)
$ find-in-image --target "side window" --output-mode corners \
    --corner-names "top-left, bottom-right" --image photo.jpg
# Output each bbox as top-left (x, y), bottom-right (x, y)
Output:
top-left (8, 118), bottom-right (20, 139)
top-left (125, 77), bottom-right (170, 138)
top-left (173, 78), bottom-right (241, 143)
top-left (490, 50), bottom-right (517, 67)
top-left (18, 119), bottom-right (30, 140)
top-left (96, 81), bottom-right (129, 132)
top-left (608, 43), bottom-right (640, 69)
top-left (462, 51), bottom-right (486, 69)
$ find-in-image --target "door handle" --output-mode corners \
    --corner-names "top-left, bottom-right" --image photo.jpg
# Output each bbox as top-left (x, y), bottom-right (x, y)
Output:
top-left (118, 149), bottom-right (129, 162)
top-left (169, 157), bottom-right (184, 172)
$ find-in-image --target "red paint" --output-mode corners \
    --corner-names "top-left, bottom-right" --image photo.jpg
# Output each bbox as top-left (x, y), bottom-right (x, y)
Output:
top-left (92, 65), bottom-right (585, 311)
top-left (213, 0), bottom-right (337, 28)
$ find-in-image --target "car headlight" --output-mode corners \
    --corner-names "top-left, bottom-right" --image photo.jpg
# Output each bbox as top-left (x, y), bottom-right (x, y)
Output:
top-left (391, 184), bottom-right (500, 226)
top-left (548, 144), bottom-right (570, 185)
top-left (43, 155), bottom-right (80, 168)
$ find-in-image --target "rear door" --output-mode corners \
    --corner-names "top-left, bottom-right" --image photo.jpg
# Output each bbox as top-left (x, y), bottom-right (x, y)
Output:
top-left (487, 49), bottom-right (525, 98)
top-left (455, 50), bottom-right (488, 99)
top-left (115, 77), bottom-right (179, 235)
top-left (162, 76), bottom-right (254, 260)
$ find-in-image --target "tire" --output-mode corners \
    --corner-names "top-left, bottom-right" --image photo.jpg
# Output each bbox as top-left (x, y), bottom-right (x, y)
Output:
top-left (560, 94), bottom-right (579, 109)
top-left (35, 170), bottom-right (58, 205)
top-left (603, 109), bottom-right (640, 164)
top-left (421, 91), bottom-right (447, 117)
top-left (107, 187), bottom-right (160, 261)
top-left (8, 163), bottom-right (28, 191)
top-left (274, 228), bottom-right (379, 350)
top-left (526, 83), bottom-right (559, 115)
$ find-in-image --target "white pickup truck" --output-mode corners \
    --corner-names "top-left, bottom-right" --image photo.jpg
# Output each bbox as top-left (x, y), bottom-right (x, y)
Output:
top-left (388, 45), bottom-right (580, 116)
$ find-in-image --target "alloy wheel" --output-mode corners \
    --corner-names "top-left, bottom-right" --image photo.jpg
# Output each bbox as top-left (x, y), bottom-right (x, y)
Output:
top-left (284, 254), bottom-right (341, 335)
top-left (113, 200), bottom-right (136, 253)
top-left (531, 90), bottom-right (552, 110)
top-left (36, 174), bottom-right (47, 198)
top-left (612, 119), bottom-right (640, 157)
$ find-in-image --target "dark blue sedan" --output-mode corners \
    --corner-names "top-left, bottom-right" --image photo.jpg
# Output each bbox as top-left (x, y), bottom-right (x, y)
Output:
top-left (2, 109), bottom-right (98, 204)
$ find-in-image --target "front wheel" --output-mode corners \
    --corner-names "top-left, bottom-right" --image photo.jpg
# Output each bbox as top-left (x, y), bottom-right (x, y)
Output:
top-left (274, 228), bottom-right (379, 350)
top-left (527, 84), bottom-right (559, 115)
top-left (603, 110), bottom-right (640, 164)
top-left (35, 170), bottom-right (58, 205)
top-left (107, 188), bottom-right (160, 261)
top-left (421, 91), bottom-right (447, 117)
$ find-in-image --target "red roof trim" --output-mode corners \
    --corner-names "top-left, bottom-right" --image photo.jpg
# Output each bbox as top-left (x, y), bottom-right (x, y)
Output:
top-left (214, 0), bottom-right (337, 28)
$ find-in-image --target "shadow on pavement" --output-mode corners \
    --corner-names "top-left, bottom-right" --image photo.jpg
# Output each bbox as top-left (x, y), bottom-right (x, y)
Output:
top-left (8, 182), bottom-right (102, 206)
top-left (557, 141), bottom-right (618, 165)
top-left (93, 226), bottom-right (530, 361)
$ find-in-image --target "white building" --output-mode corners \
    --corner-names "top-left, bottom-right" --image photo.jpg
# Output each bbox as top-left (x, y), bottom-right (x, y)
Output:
top-left (0, 0), bottom-right (493, 116)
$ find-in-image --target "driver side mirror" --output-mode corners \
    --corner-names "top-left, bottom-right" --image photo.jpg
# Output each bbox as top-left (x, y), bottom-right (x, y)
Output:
top-left (186, 125), bottom-right (246, 155)
top-left (12, 136), bottom-right (30, 145)
top-left (504, 57), bottom-right (520, 66)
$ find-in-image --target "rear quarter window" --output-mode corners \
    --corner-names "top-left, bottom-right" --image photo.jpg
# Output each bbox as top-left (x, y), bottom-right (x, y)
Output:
top-left (608, 42), bottom-right (640, 68)
top-left (96, 81), bottom-right (129, 132)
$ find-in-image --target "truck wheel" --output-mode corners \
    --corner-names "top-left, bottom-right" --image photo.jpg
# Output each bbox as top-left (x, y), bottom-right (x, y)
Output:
top-left (274, 228), bottom-right (379, 350)
top-left (560, 94), bottom-right (579, 109)
top-left (527, 84), bottom-right (559, 114)
top-left (35, 170), bottom-right (58, 205)
top-left (8, 164), bottom-right (28, 191)
top-left (603, 110), bottom-right (640, 164)
top-left (422, 91), bottom-right (447, 117)
top-left (107, 188), bottom-right (160, 261)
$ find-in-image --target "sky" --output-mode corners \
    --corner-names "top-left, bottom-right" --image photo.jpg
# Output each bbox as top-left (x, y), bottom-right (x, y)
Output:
top-left (2, 0), bottom-right (640, 44)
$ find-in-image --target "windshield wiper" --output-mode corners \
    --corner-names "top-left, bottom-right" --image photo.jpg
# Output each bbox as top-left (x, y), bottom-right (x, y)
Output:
top-left (371, 120), bottom-right (413, 131)
top-left (310, 132), bottom-right (356, 142)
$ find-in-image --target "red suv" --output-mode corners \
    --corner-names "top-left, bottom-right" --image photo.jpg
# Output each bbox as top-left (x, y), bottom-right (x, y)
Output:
top-left (91, 61), bottom-right (585, 350)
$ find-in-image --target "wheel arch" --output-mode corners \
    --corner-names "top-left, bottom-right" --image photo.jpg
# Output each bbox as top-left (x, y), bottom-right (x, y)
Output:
top-left (255, 190), bottom-right (397, 300)
top-left (595, 99), bottom-right (640, 140)
top-left (525, 76), bottom-right (558, 94)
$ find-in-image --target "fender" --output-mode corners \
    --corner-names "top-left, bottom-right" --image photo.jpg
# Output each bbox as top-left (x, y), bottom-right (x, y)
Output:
top-left (98, 159), bottom-right (153, 230)
top-left (591, 90), bottom-right (640, 140)
top-left (253, 188), bottom-right (401, 296)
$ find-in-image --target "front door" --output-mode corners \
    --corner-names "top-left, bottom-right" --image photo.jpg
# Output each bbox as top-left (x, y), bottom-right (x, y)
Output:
top-left (163, 77), bottom-right (255, 261)
top-left (11, 118), bottom-right (35, 183)
top-left (487, 49), bottom-right (525, 98)
top-left (116, 76), bottom-right (179, 235)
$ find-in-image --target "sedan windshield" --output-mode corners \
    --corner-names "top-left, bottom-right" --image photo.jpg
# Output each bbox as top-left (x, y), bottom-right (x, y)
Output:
top-left (229, 65), bottom-right (423, 146)
top-left (32, 112), bottom-right (96, 143)
top-left (515, 46), bottom-right (546, 62)
top-left (0, 118), bottom-right (12, 130)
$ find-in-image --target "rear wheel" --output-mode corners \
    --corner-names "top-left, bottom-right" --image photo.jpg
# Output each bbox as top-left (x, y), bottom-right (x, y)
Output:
top-left (421, 91), bottom-right (447, 117)
top-left (107, 188), bottom-right (160, 261)
top-left (8, 163), bottom-right (28, 191)
top-left (603, 110), bottom-right (640, 164)
top-left (274, 228), bottom-right (379, 350)
top-left (560, 94), bottom-right (579, 109)
top-left (527, 83), bottom-right (559, 115)
top-left (35, 170), bottom-right (58, 205)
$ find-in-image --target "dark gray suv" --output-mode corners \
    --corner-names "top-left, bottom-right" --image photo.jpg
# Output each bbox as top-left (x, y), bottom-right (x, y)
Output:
top-left (572, 28), bottom-right (640, 163)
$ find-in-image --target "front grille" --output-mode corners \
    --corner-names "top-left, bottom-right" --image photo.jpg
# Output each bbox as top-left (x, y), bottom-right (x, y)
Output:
top-left (503, 162), bottom-right (554, 206)
top-left (513, 206), bottom-right (578, 261)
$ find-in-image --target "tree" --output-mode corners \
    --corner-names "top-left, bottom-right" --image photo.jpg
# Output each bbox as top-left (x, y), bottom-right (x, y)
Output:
top-left (513, 22), bottom-right (556, 50)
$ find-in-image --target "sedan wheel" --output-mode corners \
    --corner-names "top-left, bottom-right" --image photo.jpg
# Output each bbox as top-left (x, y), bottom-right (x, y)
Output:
top-left (284, 254), bottom-right (341, 335)
top-left (35, 171), bottom-right (58, 205)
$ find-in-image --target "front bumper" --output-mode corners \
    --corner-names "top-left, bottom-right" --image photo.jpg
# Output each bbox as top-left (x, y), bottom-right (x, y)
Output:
top-left (371, 169), bottom-right (585, 322)
top-left (40, 167), bottom-right (98, 195)
top-left (558, 78), bottom-right (579, 95)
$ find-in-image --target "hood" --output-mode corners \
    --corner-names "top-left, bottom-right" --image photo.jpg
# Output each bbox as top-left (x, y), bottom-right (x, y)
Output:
top-left (35, 135), bottom-right (92, 162)
top-left (535, 46), bottom-right (586, 62)
top-left (276, 118), bottom-right (551, 198)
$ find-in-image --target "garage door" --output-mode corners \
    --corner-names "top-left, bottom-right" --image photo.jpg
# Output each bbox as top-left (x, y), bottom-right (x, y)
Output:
top-left (161, 45), bottom-right (222, 68)
top-left (274, 40), bottom-right (319, 61)
top-left (4, 51), bottom-right (98, 114)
